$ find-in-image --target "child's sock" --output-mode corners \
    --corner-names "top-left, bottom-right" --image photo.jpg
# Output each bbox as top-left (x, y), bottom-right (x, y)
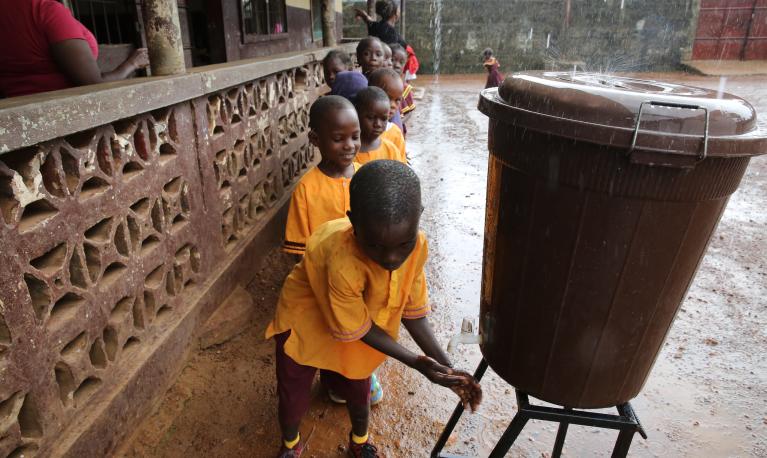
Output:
top-left (284, 433), bottom-right (300, 449)
top-left (351, 431), bottom-right (369, 444)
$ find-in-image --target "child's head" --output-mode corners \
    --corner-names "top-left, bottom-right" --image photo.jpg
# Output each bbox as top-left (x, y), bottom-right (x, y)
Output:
top-left (323, 50), bottom-right (352, 86)
top-left (330, 71), bottom-right (368, 101)
top-left (353, 87), bottom-right (390, 142)
top-left (482, 48), bottom-right (494, 60)
top-left (375, 0), bottom-right (400, 22)
top-left (309, 95), bottom-right (361, 169)
top-left (349, 160), bottom-right (421, 271)
top-left (390, 44), bottom-right (407, 75)
top-left (381, 43), bottom-right (393, 69)
top-left (356, 37), bottom-right (384, 75)
top-left (368, 68), bottom-right (405, 120)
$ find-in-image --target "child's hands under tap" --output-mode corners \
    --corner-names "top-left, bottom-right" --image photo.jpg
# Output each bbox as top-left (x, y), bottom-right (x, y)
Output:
top-left (449, 370), bottom-right (483, 413)
top-left (412, 355), bottom-right (465, 386)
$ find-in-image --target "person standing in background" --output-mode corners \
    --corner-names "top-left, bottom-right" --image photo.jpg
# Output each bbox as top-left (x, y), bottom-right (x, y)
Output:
top-left (482, 48), bottom-right (504, 89)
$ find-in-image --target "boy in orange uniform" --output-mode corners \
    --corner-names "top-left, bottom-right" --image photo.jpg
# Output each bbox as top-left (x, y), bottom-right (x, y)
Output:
top-left (368, 68), bottom-right (406, 159)
top-left (353, 87), bottom-right (406, 165)
top-left (282, 95), bottom-right (360, 256)
top-left (267, 161), bottom-right (482, 457)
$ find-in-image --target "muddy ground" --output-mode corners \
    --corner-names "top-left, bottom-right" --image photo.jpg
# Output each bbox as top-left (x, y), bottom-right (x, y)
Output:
top-left (118, 73), bottom-right (766, 457)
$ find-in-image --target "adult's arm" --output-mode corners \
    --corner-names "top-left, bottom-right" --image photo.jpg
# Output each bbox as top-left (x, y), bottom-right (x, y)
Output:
top-left (50, 40), bottom-right (149, 85)
top-left (354, 8), bottom-right (374, 24)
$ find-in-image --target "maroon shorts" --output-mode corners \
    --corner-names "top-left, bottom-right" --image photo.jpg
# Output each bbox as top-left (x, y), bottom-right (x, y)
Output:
top-left (275, 331), bottom-right (371, 426)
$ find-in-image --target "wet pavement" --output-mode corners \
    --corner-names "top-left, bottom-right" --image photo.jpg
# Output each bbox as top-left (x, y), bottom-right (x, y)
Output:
top-left (119, 73), bottom-right (767, 457)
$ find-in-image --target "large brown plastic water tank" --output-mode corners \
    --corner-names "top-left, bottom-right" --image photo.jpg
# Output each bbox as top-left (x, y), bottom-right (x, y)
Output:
top-left (477, 72), bottom-right (766, 409)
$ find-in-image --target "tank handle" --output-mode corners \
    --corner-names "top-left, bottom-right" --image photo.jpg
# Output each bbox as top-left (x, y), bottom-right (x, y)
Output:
top-left (628, 101), bottom-right (710, 168)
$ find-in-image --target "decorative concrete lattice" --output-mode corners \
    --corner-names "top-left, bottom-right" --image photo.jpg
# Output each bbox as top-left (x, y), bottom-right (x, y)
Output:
top-left (0, 60), bottom-right (325, 456)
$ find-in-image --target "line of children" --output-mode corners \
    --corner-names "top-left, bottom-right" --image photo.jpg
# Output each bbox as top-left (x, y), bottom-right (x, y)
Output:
top-left (269, 44), bottom-right (481, 458)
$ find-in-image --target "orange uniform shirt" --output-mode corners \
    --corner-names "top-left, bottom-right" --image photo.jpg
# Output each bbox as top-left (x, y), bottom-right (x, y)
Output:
top-left (381, 122), bottom-right (406, 159)
top-left (266, 218), bottom-right (430, 379)
top-left (283, 164), bottom-right (360, 255)
top-left (356, 137), bottom-right (407, 165)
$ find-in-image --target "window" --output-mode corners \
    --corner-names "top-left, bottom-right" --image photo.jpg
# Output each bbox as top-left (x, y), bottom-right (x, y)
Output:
top-left (67, 0), bottom-right (138, 45)
top-left (241, 0), bottom-right (288, 40)
top-left (311, 0), bottom-right (323, 42)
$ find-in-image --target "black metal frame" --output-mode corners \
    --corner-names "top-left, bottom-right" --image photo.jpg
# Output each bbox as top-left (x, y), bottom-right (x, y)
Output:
top-left (431, 359), bottom-right (648, 458)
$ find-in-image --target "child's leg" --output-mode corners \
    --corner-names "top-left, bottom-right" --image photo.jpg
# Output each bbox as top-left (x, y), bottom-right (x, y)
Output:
top-left (320, 370), bottom-right (371, 437)
top-left (275, 331), bottom-right (316, 444)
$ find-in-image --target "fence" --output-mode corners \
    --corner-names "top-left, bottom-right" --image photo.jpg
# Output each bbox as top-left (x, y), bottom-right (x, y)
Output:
top-left (0, 44), bottom-right (354, 457)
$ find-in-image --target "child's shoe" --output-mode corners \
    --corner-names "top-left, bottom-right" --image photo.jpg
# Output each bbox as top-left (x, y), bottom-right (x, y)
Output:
top-left (327, 373), bottom-right (384, 405)
top-left (369, 372), bottom-right (383, 405)
top-left (347, 434), bottom-right (379, 458)
top-left (276, 442), bottom-right (303, 457)
top-left (327, 389), bottom-right (346, 404)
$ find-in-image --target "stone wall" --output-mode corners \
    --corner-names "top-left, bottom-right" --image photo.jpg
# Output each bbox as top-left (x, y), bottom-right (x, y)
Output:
top-left (373, 0), bottom-right (701, 74)
top-left (0, 45), bottom-right (355, 458)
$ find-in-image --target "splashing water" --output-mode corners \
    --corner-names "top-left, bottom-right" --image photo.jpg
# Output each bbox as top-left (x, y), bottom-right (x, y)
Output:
top-left (432, 0), bottom-right (443, 80)
top-left (716, 77), bottom-right (728, 99)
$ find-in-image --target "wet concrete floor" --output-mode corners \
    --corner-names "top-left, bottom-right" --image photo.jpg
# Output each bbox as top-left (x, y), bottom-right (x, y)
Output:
top-left (118, 73), bottom-right (767, 457)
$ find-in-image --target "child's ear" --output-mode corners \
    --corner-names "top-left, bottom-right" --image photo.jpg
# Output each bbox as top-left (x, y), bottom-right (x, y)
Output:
top-left (308, 130), bottom-right (319, 147)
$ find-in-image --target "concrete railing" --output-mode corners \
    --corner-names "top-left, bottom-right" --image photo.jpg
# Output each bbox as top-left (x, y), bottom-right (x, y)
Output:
top-left (0, 43), bottom-right (355, 457)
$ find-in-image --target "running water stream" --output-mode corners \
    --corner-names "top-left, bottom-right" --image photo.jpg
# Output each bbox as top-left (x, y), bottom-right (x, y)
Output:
top-left (432, 0), bottom-right (443, 81)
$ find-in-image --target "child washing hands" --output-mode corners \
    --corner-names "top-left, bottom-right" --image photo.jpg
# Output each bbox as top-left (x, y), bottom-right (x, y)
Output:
top-left (267, 160), bottom-right (482, 457)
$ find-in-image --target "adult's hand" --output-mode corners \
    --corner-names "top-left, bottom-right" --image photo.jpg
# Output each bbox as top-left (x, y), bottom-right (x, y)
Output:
top-left (51, 39), bottom-right (148, 87)
top-left (354, 8), bottom-right (372, 23)
top-left (127, 48), bottom-right (150, 70)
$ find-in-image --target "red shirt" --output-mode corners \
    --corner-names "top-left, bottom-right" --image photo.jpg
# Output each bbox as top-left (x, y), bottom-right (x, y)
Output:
top-left (0, 0), bottom-right (98, 97)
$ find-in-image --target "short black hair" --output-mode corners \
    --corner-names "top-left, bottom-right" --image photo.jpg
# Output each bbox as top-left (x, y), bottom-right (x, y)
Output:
top-left (368, 68), bottom-right (401, 87)
top-left (309, 95), bottom-right (355, 130)
top-left (375, 0), bottom-right (399, 20)
top-left (356, 36), bottom-right (382, 57)
top-left (352, 86), bottom-right (389, 112)
top-left (350, 160), bottom-right (421, 226)
top-left (389, 43), bottom-right (407, 58)
top-left (323, 49), bottom-right (351, 67)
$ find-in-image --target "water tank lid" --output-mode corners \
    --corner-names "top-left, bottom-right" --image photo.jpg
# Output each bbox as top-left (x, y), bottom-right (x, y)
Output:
top-left (478, 71), bottom-right (767, 167)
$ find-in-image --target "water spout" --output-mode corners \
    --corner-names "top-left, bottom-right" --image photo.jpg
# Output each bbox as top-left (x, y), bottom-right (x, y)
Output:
top-left (447, 316), bottom-right (481, 354)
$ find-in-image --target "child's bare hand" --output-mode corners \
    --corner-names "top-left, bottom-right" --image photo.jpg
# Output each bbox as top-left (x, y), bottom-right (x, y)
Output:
top-left (412, 355), bottom-right (465, 387)
top-left (449, 370), bottom-right (483, 412)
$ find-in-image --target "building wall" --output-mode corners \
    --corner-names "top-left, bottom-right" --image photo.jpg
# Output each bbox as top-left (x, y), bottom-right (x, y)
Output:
top-left (402, 0), bottom-right (701, 74)
top-left (221, 0), bottom-right (345, 61)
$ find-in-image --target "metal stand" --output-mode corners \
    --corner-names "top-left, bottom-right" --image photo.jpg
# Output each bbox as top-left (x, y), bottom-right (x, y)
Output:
top-left (431, 359), bottom-right (648, 458)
